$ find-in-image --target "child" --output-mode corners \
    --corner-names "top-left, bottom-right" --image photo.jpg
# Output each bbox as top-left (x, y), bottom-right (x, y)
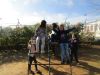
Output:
top-left (55, 24), bottom-right (75, 64)
top-left (70, 33), bottom-right (79, 63)
top-left (27, 37), bottom-right (39, 74)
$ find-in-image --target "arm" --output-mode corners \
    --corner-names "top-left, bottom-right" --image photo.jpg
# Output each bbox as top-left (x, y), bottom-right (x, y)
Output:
top-left (34, 27), bottom-right (39, 38)
top-left (27, 42), bottom-right (31, 50)
top-left (53, 29), bottom-right (59, 34)
top-left (65, 27), bottom-right (75, 33)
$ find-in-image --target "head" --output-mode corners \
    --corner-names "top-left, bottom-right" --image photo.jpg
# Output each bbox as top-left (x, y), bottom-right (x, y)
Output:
top-left (28, 37), bottom-right (33, 44)
top-left (59, 24), bottom-right (64, 30)
top-left (72, 33), bottom-right (77, 38)
top-left (72, 33), bottom-right (75, 38)
top-left (28, 39), bottom-right (32, 44)
top-left (52, 23), bottom-right (58, 29)
top-left (29, 37), bottom-right (36, 44)
top-left (40, 20), bottom-right (46, 28)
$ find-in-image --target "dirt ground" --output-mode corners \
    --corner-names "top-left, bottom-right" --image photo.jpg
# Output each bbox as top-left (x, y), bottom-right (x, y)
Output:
top-left (0, 45), bottom-right (100, 75)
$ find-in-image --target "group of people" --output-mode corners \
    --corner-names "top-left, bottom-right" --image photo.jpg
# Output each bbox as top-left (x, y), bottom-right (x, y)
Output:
top-left (50, 22), bottom-right (79, 64)
top-left (27, 20), bottom-right (79, 74)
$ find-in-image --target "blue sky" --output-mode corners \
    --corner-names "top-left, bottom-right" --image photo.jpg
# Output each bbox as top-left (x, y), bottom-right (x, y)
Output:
top-left (0, 0), bottom-right (100, 27)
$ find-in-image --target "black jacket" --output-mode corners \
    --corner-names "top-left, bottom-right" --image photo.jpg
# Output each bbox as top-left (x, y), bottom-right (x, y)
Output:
top-left (51, 29), bottom-right (59, 42)
top-left (54, 28), bottom-right (75, 43)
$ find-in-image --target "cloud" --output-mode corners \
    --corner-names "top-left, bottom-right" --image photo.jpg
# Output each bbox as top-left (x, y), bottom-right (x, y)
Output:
top-left (23, 0), bottom-right (41, 5)
top-left (12, 0), bottom-right (17, 2)
top-left (23, 0), bottom-right (74, 7)
top-left (1, 9), bottom-right (99, 27)
top-left (0, 9), bottom-right (67, 27)
top-left (0, 0), bottom-right (99, 27)
top-left (68, 15), bottom-right (100, 25)
top-left (0, 0), bottom-right (21, 27)
top-left (66, 0), bottom-right (74, 7)
top-left (18, 12), bottom-right (66, 25)
top-left (68, 16), bottom-right (86, 24)
top-left (52, 0), bottom-right (74, 7)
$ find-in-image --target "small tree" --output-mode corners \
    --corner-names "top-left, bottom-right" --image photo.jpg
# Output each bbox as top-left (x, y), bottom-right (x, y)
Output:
top-left (74, 23), bottom-right (95, 45)
top-left (71, 23), bottom-right (84, 43)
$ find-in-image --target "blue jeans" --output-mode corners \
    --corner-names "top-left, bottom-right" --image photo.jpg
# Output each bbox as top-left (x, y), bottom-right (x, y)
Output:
top-left (60, 43), bottom-right (70, 62)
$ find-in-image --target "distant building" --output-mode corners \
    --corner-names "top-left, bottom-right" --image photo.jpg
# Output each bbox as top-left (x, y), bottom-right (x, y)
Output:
top-left (84, 20), bottom-right (100, 40)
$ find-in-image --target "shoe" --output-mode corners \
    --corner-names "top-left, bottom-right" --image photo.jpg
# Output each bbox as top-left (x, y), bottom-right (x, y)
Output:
top-left (35, 70), bottom-right (41, 74)
top-left (66, 60), bottom-right (71, 65)
top-left (61, 61), bottom-right (65, 64)
top-left (29, 70), bottom-right (34, 74)
top-left (76, 61), bottom-right (80, 64)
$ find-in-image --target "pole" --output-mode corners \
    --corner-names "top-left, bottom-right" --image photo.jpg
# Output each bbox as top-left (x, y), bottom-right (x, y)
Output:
top-left (65, 17), bottom-right (72, 75)
top-left (46, 31), bottom-right (50, 75)
top-left (69, 48), bottom-right (72, 75)
top-left (70, 62), bottom-right (72, 75)
top-left (48, 41), bottom-right (51, 75)
top-left (46, 22), bottom-right (51, 75)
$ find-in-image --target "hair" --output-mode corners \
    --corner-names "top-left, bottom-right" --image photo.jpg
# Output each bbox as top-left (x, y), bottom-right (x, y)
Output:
top-left (40, 20), bottom-right (46, 28)
top-left (74, 34), bottom-right (78, 38)
top-left (28, 37), bottom-right (33, 44)
top-left (28, 40), bottom-right (31, 44)
top-left (52, 23), bottom-right (58, 29)
top-left (72, 33), bottom-right (78, 38)
top-left (59, 24), bottom-right (64, 30)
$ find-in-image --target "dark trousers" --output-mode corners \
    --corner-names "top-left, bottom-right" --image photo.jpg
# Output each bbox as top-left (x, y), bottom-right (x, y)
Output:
top-left (28, 55), bottom-right (38, 71)
top-left (71, 46), bottom-right (79, 62)
top-left (51, 42), bottom-right (59, 57)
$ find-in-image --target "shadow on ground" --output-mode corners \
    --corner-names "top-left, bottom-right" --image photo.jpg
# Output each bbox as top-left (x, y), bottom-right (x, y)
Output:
top-left (0, 49), bottom-right (28, 65)
top-left (77, 61), bottom-right (100, 75)
top-left (39, 64), bottom-right (70, 75)
top-left (79, 46), bottom-right (100, 62)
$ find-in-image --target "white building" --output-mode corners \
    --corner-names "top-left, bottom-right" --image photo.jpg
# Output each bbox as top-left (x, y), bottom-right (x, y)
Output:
top-left (84, 20), bottom-right (100, 40)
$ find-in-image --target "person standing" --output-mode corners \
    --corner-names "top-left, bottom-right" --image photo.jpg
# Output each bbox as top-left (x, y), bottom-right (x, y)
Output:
top-left (54, 24), bottom-right (76, 64)
top-left (35, 20), bottom-right (47, 53)
top-left (70, 33), bottom-right (79, 63)
top-left (27, 37), bottom-right (39, 74)
top-left (50, 23), bottom-right (59, 57)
